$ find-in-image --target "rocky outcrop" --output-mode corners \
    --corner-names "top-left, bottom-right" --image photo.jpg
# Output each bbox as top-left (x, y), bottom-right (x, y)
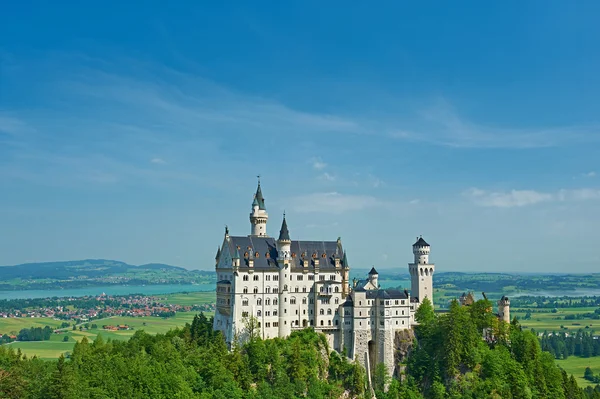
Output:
top-left (394, 329), bottom-right (415, 377)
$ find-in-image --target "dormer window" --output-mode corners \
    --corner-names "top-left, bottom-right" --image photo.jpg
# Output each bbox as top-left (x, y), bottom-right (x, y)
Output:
top-left (244, 252), bottom-right (249, 258)
top-left (291, 252), bottom-right (296, 258)
top-left (321, 253), bottom-right (326, 258)
top-left (312, 253), bottom-right (317, 259)
top-left (255, 252), bottom-right (259, 258)
top-left (265, 252), bottom-right (270, 258)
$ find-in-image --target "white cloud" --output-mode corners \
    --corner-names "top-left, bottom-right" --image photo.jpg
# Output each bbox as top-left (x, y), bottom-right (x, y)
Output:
top-left (465, 187), bottom-right (600, 208)
top-left (389, 98), bottom-right (600, 149)
top-left (319, 172), bottom-right (336, 182)
top-left (290, 192), bottom-right (382, 214)
top-left (151, 158), bottom-right (167, 165)
top-left (584, 171), bottom-right (596, 178)
top-left (311, 157), bottom-right (327, 170)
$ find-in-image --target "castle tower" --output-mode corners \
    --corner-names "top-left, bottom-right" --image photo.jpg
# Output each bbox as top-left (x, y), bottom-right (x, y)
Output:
top-left (368, 267), bottom-right (379, 289)
top-left (249, 177), bottom-right (268, 236)
top-left (409, 236), bottom-right (434, 307)
top-left (277, 213), bottom-right (292, 337)
top-left (497, 296), bottom-right (510, 323)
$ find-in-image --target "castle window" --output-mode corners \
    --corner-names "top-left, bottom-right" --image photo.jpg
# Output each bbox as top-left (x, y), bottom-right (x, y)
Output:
top-left (335, 298), bottom-right (339, 304)
top-left (255, 252), bottom-right (259, 258)
top-left (265, 275), bottom-right (270, 281)
top-left (401, 300), bottom-right (405, 305)
top-left (303, 287), bottom-right (307, 293)
top-left (265, 252), bottom-right (270, 259)
top-left (273, 288), bottom-right (279, 293)
top-left (265, 322), bottom-right (270, 328)
top-left (395, 300), bottom-right (398, 305)
top-left (273, 275), bottom-right (279, 281)
top-left (309, 298), bottom-right (314, 304)
top-left (386, 301), bottom-right (389, 306)
top-left (330, 275), bottom-right (335, 280)
top-left (253, 275), bottom-right (259, 281)
top-left (290, 298), bottom-right (296, 305)
top-left (380, 311), bottom-right (384, 316)
top-left (328, 320), bottom-right (331, 325)
top-left (335, 287), bottom-right (339, 293)
top-left (310, 320), bottom-right (314, 326)
top-left (319, 275), bottom-right (325, 281)
top-left (273, 299), bottom-right (278, 305)
top-left (396, 321), bottom-right (398, 325)
top-left (402, 320), bottom-right (405, 325)
top-left (265, 298), bottom-right (270, 305)
top-left (257, 310), bottom-right (261, 316)
top-left (319, 286), bottom-right (324, 293)
top-left (322, 253), bottom-right (326, 258)
top-left (380, 301), bottom-right (384, 305)
top-left (253, 287), bottom-right (258, 294)
top-left (243, 275), bottom-right (249, 281)
top-left (327, 309), bottom-right (332, 315)
top-left (242, 300), bottom-right (248, 306)
top-left (273, 322), bottom-right (279, 327)
top-left (308, 275), bottom-right (314, 281)
top-left (303, 309), bottom-right (306, 315)
top-left (380, 321), bottom-right (384, 326)
top-left (297, 275), bottom-right (303, 281)
top-left (359, 301), bottom-right (362, 306)
top-left (242, 311), bottom-right (248, 317)
top-left (312, 253), bottom-right (317, 259)
top-left (320, 320), bottom-right (323, 326)
top-left (273, 310), bottom-right (277, 316)
top-left (359, 312), bottom-right (362, 316)
top-left (265, 311), bottom-right (270, 316)
top-left (257, 298), bottom-right (262, 305)
top-left (296, 310), bottom-right (298, 315)
top-left (359, 322), bottom-right (362, 326)
top-left (244, 252), bottom-right (249, 258)
top-left (402, 310), bottom-right (405, 315)
top-left (334, 319), bottom-right (339, 326)
top-left (258, 322), bottom-right (261, 327)
top-left (266, 287), bottom-right (270, 293)
top-left (395, 311), bottom-right (398, 315)
top-left (243, 287), bottom-right (248, 294)
top-left (320, 309), bottom-right (324, 315)
top-left (295, 287), bottom-right (299, 292)
top-left (291, 252), bottom-right (296, 258)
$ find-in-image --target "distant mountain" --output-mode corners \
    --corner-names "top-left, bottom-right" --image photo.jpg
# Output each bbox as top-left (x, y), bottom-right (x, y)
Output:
top-left (0, 259), bottom-right (196, 281)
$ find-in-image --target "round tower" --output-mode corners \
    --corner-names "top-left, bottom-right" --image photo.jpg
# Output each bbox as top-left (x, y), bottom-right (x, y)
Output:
top-left (497, 296), bottom-right (510, 323)
top-left (409, 236), bottom-right (435, 307)
top-left (249, 177), bottom-right (268, 236)
top-left (368, 267), bottom-right (379, 289)
top-left (277, 213), bottom-right (292, 337)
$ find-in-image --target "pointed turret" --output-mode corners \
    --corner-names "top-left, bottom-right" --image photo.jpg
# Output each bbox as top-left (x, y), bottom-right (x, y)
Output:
top-left (278, 214), bottom-right (291, 242)
top-left (342, 251), bottom-right (349, 269)
top-left (250, 177), bottom-right (269, 236)
top-left (215, 246), bottom-right (221, 266)
top-left (368, 267), bottom-right (378, 275)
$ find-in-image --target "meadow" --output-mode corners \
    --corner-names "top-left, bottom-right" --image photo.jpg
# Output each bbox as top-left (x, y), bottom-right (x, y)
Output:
top-left (1, 291), bottom-right (215, 359)
top-left (556, 357), bottom-right (600, 389)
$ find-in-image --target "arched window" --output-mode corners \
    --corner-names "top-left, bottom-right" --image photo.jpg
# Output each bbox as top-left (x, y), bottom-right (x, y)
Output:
top-left (257, 298), bottom-right (262, 306)
top-left (334, 286), bottom-right (339, 293)
top-left (335, 298), bottom-right (339, 304)
top-left (273, 299), bottom-right (278, 305)
top-left (320, 309), bottom-right (324, 315)
top-left (265, 286), bottom-right (270, 293)
top-left (257, 310), bottom-right (261, 316)
top-left (295, 287), bottom-right (299, 292)
top-left (328, 320), bottom-right (331, 326)
top-left (243, 275), bottom-right (249, 281)
top-left (320, 320), bottom-right (324, 326)
top-left (242, 299), bottom-right (248, 306)
top-left (327, 309), bottom-right (332, 315)
top-left (253, 287), bottom-right (258, 294)
top-left (265, 298), bottom-right (270, 305)
top-left (243, 287), bottom-right (248, 294)
top-left (302, 298), bottom-right (307, 304)
top-left (290, 297), bottom-right (296, 305)
top-left (302, 287), bottom-right (307, 293)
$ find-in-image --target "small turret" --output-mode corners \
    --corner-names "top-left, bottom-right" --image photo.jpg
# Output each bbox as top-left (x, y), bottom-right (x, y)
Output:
top-left (368, 267), bottom-right (379, 288)
top-left (497, 296), bottom-right (510, 323)
top-left (215, 246), bottom-right (221, 266)
top-left (413, 236), bottom-right (430, 264)
top-left (249, 177), bottom-right (269, 237)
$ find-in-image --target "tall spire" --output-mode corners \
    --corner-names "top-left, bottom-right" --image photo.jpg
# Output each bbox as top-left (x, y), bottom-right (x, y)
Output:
top-left (254, 175), bottom-right (266, 210)
top-left (278, 212), bottom-right (290, 242)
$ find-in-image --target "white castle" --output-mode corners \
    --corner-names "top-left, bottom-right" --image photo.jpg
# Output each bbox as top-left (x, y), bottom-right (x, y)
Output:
top-left (213, 180), bottom-right (435, 376)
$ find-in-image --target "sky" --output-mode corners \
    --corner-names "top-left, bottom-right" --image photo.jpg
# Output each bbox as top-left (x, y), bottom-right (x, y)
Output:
top-left (1, 1), bottom-right (599, 273)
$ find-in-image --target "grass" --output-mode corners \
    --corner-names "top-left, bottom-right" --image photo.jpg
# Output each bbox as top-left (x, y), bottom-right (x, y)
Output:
top-left (0, 317), bottom-right (64, 335)
top-left (512, 307), bottom-right (599, 335)
top-left (556, 357), bottom-right (600, 388)
top-left (160, 291), bottom-right (215, 306)
top-left (2, 311), bottom-right (213, 359)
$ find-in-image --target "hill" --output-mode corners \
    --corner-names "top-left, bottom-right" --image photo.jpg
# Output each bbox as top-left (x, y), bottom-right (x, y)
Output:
top-left (0, 259), bottom-right (215, 291)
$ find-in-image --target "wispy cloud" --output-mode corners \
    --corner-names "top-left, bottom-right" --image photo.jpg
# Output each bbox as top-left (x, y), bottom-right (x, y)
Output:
top-left (319, 172), bottom-right (336, 182)
top-left (289, 192), bottom-right (382, 214)
top-left (583, 171), bottom-right (596, 178)
top-left (311, 157), bottom-right (327, 170)
top-left (389, 99), bottom-right (600, 149)
top-left (464, 187), bottom-right (600, 208)
top-left (151, 158), bottom-right (167, 165)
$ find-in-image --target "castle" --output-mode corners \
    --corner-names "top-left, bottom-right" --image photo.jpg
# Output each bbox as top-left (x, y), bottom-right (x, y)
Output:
top-left (213, 180), bottom-right (508, 377)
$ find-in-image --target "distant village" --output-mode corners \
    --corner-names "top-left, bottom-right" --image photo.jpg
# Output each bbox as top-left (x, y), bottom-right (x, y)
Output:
top-left (0, 293), bottom-right (215, 326)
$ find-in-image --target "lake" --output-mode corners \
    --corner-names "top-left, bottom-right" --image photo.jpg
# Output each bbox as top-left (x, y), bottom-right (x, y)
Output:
top-left (0, 284), bottom-right (215, 300)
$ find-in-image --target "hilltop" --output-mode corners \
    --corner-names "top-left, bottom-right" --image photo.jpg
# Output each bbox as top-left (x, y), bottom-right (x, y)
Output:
top-left (0, 259), bottom-right (215, 291)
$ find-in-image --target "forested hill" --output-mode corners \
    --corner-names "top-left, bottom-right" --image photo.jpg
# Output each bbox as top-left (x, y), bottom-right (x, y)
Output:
top-left (0, 259), bottom-right (215, 290)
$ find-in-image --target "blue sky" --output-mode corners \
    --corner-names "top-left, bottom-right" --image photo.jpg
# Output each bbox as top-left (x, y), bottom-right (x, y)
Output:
top-left (1, 1), bottom-right (599, 272)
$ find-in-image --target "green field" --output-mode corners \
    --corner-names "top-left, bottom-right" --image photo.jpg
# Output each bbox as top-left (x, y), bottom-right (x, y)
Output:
top-left (4, 312), bottom-right (211, 359)
top-left (161, 291), bottom-right (215, 306)
top-left (0, 316), bottom-right (64, 335)
top-left (512, 307), bottom-right (599, 335)
top-left (556, 357), bottom-right (600, 388)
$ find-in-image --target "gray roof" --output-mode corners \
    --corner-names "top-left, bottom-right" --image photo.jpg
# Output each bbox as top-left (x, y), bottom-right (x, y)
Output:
top-left (365, 289), bottom-right (408, 300)
top-left (413, 236), bottom-right (429, 247)
top-left (368, 267), bottom-right (378, 275)
top-left (216, 280), bottom-right (231, 284)
top-left (254, 183), bottom-right (266, 210)
top-left (278, 216), bottom-right (290, 241)
top-left (226, 236), bottom-right (344, 270)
